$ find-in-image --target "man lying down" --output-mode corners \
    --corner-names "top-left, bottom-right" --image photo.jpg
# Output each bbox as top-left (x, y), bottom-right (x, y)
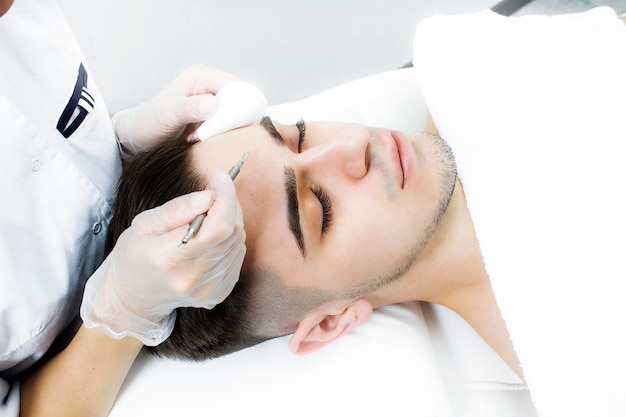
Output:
top-left (102, 7), bottom-right (626, 417)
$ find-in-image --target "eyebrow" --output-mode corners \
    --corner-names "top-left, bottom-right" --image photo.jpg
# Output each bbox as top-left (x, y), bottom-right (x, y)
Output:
top-left (284, 167), bottom-right (306, 257)
top-left (261, 116), bottom-right (284, 145)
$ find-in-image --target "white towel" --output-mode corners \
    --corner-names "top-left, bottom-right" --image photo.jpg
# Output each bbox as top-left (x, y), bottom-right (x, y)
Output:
top-left (413, 7), bottom-right (626, 417)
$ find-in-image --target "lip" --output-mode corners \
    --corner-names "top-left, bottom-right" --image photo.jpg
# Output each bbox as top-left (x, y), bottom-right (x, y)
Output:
top-left (385, 129), bottom-right (413, 188)
top-left (376, 129), bottom-right (401, 188)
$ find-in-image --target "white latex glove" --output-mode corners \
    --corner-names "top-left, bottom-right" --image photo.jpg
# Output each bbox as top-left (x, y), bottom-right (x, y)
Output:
top-left (112, 65), bottom-right (237, 158)
top-left (80, 172), bottom-right (245, 346)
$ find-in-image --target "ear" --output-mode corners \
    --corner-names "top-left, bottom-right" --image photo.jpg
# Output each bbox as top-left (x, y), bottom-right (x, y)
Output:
top-left (288, 299), bottom-right (373, 355)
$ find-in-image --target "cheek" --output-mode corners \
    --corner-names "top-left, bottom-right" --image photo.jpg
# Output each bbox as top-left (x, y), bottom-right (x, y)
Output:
top-left (325, 200), bottom-right (422, 276)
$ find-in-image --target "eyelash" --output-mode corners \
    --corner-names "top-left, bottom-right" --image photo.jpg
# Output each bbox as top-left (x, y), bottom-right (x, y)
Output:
top-left (296, 118), bottom-right (306, 153)
top-left (311, 184), bottom-right (333, 234)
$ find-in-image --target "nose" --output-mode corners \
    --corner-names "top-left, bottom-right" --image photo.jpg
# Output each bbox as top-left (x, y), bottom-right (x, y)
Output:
top-left (298, 123), bottom-right (369, 180)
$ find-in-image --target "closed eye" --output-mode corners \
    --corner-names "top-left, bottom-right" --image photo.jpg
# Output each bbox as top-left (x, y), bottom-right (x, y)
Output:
top-left (311, 184), bottom-right (333, 234)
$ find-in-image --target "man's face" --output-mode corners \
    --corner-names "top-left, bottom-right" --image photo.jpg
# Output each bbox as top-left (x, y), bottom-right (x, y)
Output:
top-left (192, 117), bottom-right (456, 296)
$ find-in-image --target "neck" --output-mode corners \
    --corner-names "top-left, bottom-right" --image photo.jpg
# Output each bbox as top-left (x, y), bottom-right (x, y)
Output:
top-left (365, 179), bottom-right (523, 379)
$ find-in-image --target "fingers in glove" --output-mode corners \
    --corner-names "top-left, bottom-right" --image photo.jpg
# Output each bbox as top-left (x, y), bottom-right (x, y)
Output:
top-left (168, 94), bottom-right (217, 127)
top-left (166, 66), bottom-right (239, 128)
top-left (189, 171), bottom-right (242, 246)
top-left (176, 65), bottom-right (238, 96)
top-left (132, 189), bottom-right (214, 237)
top-left (184, 239), bottom-right (246, 308)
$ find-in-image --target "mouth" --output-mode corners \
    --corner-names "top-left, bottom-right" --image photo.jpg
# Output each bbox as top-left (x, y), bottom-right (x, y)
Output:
top-left (387, 129), bottom-right (412, 188)
top-left (375, 129), bottom-right (406, 188)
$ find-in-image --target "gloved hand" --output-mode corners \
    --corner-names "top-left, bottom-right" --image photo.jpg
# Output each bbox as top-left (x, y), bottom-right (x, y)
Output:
top-left (80, 172), bottom-right (245, 346)
top-left (112, 65), bottom-right (237, 158)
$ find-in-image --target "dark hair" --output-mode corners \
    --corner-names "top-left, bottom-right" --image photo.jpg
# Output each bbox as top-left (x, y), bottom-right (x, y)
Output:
top-left (106, 139), bottom-right (268, 360)
top-left (106, 138), bottom-right (331, 360)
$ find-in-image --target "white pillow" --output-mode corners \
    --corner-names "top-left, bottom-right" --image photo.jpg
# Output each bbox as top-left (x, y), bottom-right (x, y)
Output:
top-left (111, 303), bottom-right (452, 417)
top-left (267, 67), bottom-right (427, 131)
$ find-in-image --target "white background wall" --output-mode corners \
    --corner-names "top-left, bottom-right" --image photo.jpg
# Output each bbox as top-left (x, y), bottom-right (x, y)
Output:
top-left (57, 0), bottom-right (497, 112)
top-left (57, 0), bottom-right (626, 112)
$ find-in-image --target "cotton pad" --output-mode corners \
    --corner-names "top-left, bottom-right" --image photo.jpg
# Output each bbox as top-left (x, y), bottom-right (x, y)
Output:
top-left (194, 80), bottom-right (267, 141)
